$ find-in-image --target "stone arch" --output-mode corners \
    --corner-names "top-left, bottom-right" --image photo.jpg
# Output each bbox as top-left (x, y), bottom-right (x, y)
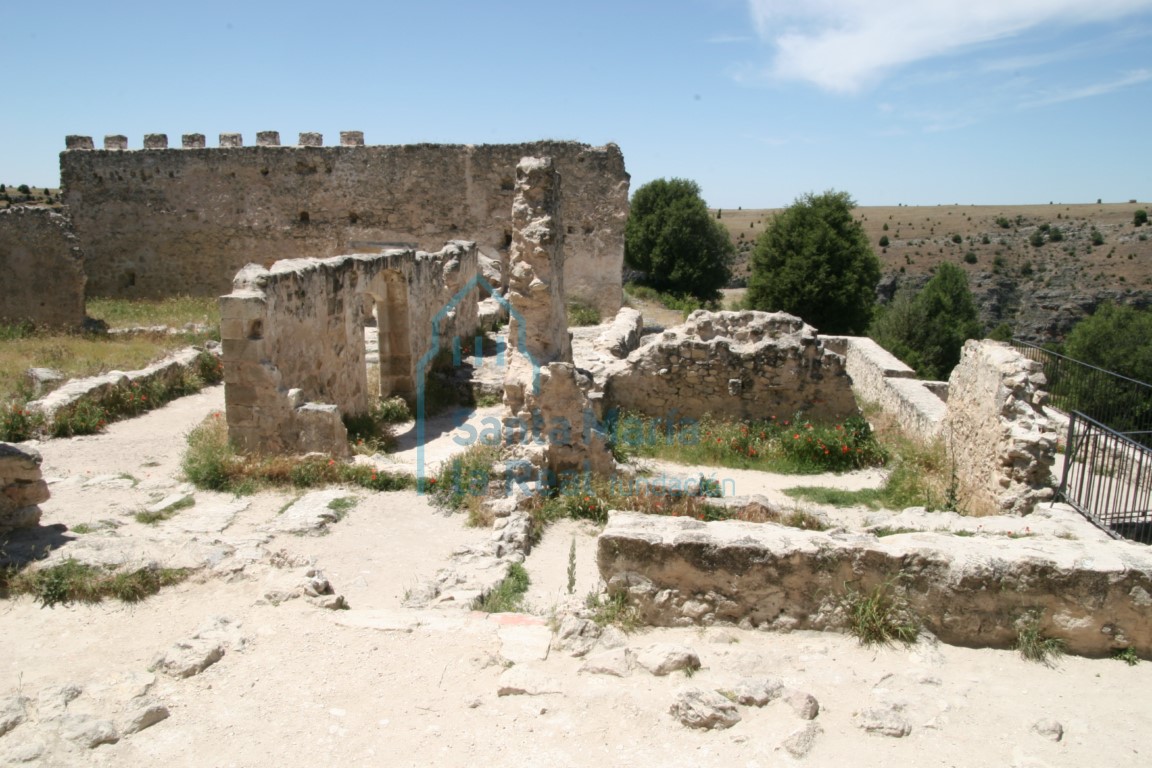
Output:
top-left (365, 270), bottom-right (414, 402)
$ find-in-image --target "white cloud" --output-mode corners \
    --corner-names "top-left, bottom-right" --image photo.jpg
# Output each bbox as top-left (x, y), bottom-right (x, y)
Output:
top-left (1022, 68), bottom-right (1152, 106)
top-left (707, 33), bottom-right (753, 44)
top-left (747, 0), bottom-right (1152, 92)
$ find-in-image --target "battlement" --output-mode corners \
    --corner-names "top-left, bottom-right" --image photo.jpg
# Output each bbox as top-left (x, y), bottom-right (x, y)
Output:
top-left (66, 131), bottom-right (372, 150)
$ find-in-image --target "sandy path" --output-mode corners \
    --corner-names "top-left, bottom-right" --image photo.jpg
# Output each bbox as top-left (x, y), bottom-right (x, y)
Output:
top-left (2, 388), bottom-right (1151, 766)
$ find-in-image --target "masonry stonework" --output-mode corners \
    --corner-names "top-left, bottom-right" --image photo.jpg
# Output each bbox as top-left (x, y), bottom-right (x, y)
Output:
top-left (943, 340), bottom-right (1058, 516)
top-left (220, 242), bottom-right (478, 456)
top-left (0, 206), bottom-right (86, 328)
top-left (605, 310), bottom-right (858, 423)
top-left (61, 138), bottom-right (629, 315)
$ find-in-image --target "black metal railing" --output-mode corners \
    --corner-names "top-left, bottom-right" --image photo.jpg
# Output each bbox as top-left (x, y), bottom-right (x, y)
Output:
top-left (1060, 411), bottom-right (1152, 544)
top-left (1013, 339), bottom-right (1152, 446)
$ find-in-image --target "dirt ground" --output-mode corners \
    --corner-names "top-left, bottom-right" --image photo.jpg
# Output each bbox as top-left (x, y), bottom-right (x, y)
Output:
top-left (3, 386), bottom-right (1152, 767)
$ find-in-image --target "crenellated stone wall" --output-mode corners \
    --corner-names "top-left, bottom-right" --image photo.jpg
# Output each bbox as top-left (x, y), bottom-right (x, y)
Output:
top-left (943, 340), bottom-right (1058, 516)
top-left (604, 310), bottom-right (858, 423)
top-left (220, 241), bottom-right (478, 456)
top-left (0, 206), bottom-right (85, 328)
top-left (60, 135), bottom-right (629, 315)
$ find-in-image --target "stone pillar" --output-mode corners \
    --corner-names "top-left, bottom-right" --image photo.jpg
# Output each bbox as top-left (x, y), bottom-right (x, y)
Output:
top-left (506, 156), bottom-right (570, 365)
top-left (219, 133), bottom-right (243, 148)
top-left (143, 134), bottom-right (169, 149)
top-left (182, 133), bottom-right (206, 149)
top-left (104, 135), bottom-right (128, 150)
top-left (340, 131), bottom-right (364, 147)
top-left (502, 157), bottom-right (613, 482)
top-left (65, 135), bottom-right (94, 150)
top-left (298, 132), bottom-right (323, 147)
top-left (256, 131), bottom-right (280, 146)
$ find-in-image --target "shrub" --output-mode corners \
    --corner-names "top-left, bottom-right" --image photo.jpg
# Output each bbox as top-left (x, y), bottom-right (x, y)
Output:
top-left (1091, 229), bottom-right (1105, 246)
top-left (964, 252), bottom-right (977, 264)
top-left (995, 217), bottom-right (1011, 229)
top-left (1135, 209), bottom-right (1148, 227)
top-left (624, 178), bottom-right (734, 302)
top-left (427, 442), bottom-right (501, 511)
top-left (1029, 230), bottom-right (1045, 247)
top-left (0, 403), bottom-right (45, 442)
top-left (1049, 227), bottom-right (1064, 242)
top-left (878, 235), bottom-right (889, 247)
top-left (1015, 611), bottom-right (1065, 665)
top-left (951, 233), bottom-right (962, 244)
top-left (746, 190), bottom-right (880, 334)
top-left (17, 184), bottom-right (30, 195)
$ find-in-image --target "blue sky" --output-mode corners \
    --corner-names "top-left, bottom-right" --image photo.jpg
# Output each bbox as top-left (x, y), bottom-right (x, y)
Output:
top-left (2, 0), bottom-right (1150, 208)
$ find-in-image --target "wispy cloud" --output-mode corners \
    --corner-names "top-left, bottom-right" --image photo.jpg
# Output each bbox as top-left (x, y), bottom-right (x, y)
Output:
top-left (746, 0), bottom-right (1152, 92)
top-left (1022, 68), bottom-right (1152, 107)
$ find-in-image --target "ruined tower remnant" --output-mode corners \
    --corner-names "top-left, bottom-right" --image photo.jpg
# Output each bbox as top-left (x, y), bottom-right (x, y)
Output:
top-left (502, 157), bottom-right (614, 480)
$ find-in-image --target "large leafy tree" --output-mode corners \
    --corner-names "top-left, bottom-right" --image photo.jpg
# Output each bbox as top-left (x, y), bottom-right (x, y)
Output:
top-left (624, 178), bottom-right (734, 302)
top-left (746, 190), bottom-right (880, 334)
top-left (870, 262), bottom-right (982, 380)
top-left (1059, 302), bottom-right (1152, 433)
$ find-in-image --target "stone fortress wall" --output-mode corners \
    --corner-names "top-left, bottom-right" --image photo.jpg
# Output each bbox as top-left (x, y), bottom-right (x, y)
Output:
top-left (0, 206), bottom-right (85, 328)
top-left (59, 133), bottom-right (630, 316)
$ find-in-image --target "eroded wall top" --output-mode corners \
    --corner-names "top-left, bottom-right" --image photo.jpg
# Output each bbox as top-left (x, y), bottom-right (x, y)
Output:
top-left (60, 134), bottom-right (629, 314)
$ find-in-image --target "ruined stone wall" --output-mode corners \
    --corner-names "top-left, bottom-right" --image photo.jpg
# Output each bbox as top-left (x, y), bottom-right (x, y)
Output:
top-left (604, 311), bottom-right (858, 423)
top-left (221, 242), bottom-right (478, 455)
top-left (0, 442), bottom-right (49, 534)
top-left (943, 340), bottom-right (1058, 516)
top-left (598, 511), bottom-right (1152, 657)
top-left (0, 207), bottom-right (85, 327)
top-left (60, 135), bottom-right (628, 314)
top-left (821, 335), bottom-right (946, 443)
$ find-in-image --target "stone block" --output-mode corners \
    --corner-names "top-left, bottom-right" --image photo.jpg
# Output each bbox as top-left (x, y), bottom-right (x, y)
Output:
top-left (143, 134), bottom-right (168, 150)
top-left (219, 132), bottom-right (243, 148)
top-left (104, 135), bottom-right (128, 150)
top-left (182, 133), bottom-right (206, 148)
top-left (256, 131), bottom-right (280, 146)
top-left (339, 130), bottom-right (364, 146)
top-left (65, 135), bottom-right (94, 150)
top-left (298, 132), bottom-right (323, 146)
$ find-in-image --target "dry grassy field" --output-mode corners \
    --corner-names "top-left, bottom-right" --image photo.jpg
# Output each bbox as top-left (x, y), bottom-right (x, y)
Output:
top-left (717, 202), bottom-right (1152, 290)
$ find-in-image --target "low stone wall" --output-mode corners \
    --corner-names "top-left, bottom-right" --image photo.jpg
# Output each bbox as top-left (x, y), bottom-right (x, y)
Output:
top-left (0, 206), bottom-right (85, 328)
top-left (605, 311), bottom-right (857, 423)
top-left (221, 242), bottom-right (479, 456)
top-left (0, 443), bottom-right (49, 533)
top-left (822, 335), bottom-right (946, 443)
top-left (943, 340), bottom-right (1058, 516)
top-left (598, 511), bottom-right (1152, 657)
top-left (27, 345), bottom-right (220, 429)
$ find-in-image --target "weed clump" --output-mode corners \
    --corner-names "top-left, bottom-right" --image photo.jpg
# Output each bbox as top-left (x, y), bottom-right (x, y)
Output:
top-left (474, 563), bottom-right (530, 613)
top-left (1015, 611), bottom-right (1066, 665)
top-left (0, 560), bottom-right (189, 608)
top-left (838, 579), bottom-right (920, 647)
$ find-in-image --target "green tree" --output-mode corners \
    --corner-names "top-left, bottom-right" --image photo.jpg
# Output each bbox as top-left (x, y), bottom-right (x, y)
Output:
top-left (1136, 209), bottom-right (1148, 227)
top-left (624, 178), bottom-right (734, 302)
top-left (1060, 303), bottom-right (1152, 432)
top-left (869, 262), bottom-right (982, 380)
top-left (745, 190), bottom-right (880, 334)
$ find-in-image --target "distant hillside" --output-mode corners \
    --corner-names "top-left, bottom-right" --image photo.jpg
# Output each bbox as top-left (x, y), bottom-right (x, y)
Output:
top-left (716, 202), bottom-right (1152, 343)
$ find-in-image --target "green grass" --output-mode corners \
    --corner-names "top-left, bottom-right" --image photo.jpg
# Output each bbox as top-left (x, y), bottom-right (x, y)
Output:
top-left (326, 496), bottom-right (358, 521)
top-left (426, 442), bottom-right (502, 511)
top-left (86, 296), bottom-right (220, 330)
top-left (585, 591), bottom-right (640, 631)
top-left (1, 559), bottom-right (189, 607)
top-left (784, 433), bottom-right (953, 511)
top-left (1015, 612), bottom-right (1066, 665)
top-left (567, 299), bottom-right (602, 327)
top-left (612, 411), bottom-right (887, 474)
top-left (838, 579), bottom-right (920, 646)
top-left (182, 412), bottom-right (414, 494)
top-left (1111, 647), bottom-right (1140, 666)
top-left (134, 496), bottom-right (194, 525)
top-left (623, 283), bottom-right (712, 317)
top-left (473, 563), bottom-right (530, 613)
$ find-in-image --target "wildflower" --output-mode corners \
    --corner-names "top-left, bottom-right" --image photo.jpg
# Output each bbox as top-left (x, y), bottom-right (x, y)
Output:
top-left (842, 444), bottom-right (849, 453)
top-left (793, 434), bottom-right (800, 440)
top-left (328, 459), bottom-right (335, 466)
